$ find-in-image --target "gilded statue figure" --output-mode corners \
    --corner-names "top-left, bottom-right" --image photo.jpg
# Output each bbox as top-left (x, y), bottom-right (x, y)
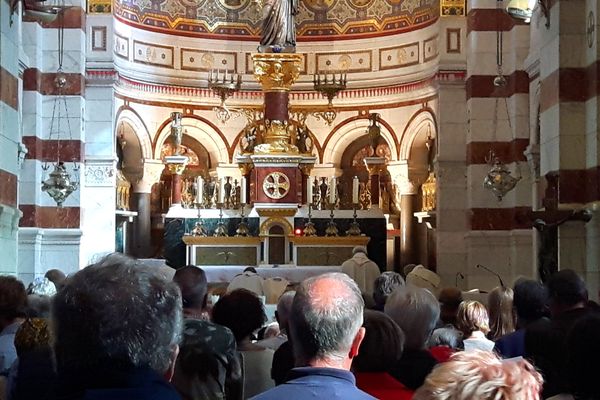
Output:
top-left (259, 0), bottom-right (298, 52)
top-left (170, 112), bottom-right (183, 155)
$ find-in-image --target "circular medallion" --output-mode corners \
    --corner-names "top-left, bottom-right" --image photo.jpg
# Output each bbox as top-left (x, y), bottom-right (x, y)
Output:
top-left (304, 0), bottom-right (336, 11)
top-left (262, 172), bottom-right (291, 199)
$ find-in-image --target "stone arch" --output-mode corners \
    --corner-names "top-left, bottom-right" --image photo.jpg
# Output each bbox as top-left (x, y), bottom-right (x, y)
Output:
top-left (399, 109), bottom-right (437, 161)
top-left (115, 106), bottom-right (153, 160)
top-left (153, 115), bottom-right (230, 164)
top-left (259, 217), bottom-right (294, 237)
top-left (322, 116), bottom-right (399, 166)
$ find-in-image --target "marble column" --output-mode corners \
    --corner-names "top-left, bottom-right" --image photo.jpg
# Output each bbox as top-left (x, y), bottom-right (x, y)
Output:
top-left (399, 181), bottom-right (418, 267)
top-left (131, 160), bottom-right (164, 258)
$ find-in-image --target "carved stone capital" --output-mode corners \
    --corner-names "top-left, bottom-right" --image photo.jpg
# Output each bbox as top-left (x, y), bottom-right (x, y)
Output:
top-left (133, 159), bottom-right (165, 193)
top-left (252, 53), bottom-right (303, 92)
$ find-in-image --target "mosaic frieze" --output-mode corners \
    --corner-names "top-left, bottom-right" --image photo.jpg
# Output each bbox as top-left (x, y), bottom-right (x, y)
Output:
top-left (114, 0), bottom-right (439, 39)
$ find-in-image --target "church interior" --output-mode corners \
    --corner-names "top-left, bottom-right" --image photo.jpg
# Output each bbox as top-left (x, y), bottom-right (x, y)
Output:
top-left (1, 0), bottom-right (599, 299)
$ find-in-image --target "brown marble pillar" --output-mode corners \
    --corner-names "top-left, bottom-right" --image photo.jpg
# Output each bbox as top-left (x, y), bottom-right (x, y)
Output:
top-left (400, 187), bottom-right (418, 266)
top-left (264, 92), bottom-right (289, 122)
top-left (171, 173), bottom-right (182, 205)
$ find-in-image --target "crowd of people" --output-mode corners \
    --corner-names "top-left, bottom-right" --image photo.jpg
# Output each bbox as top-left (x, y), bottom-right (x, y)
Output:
top-left (0, 251), bottom-right (599, 400)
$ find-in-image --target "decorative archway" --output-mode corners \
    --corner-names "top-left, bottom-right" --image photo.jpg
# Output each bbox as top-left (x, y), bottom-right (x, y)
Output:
top-left (399, 109), bottom-right (437, 161)
top-left (115, 106), bottom-right (153, 160)
top-left (259, 217), bottom-right (294, 237)
top-left (322, 116), bottom-right (399, 165)
top-left (153, 115), bottom-right (230, 164)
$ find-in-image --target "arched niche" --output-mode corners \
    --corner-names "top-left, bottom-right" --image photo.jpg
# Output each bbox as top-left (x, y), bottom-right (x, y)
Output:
top-left (154, 115), bottom-right (229, 165)
top-left (322, 116), bottom-right (399, 166)
top-left (115, 107), bottom-right (153, 160)
top-left (399, 110), bottom-right (437, 183)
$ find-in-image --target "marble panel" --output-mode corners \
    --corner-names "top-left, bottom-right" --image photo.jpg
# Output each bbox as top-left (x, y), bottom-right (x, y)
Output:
top-left (133, 40), bottom-right (174, 68)
top-left (41, 50), bottom-right (85, 74)
top-left (182, 49), bottom-right (237, 72)
top-left (316, 50), bottom-right (372, 73)
top-left (379, 43), bottom-right (420, 70)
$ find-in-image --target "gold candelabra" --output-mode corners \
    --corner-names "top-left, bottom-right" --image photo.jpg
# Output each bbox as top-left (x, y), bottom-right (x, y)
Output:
top-left (208, 69), bottom-right (242, 123)
top-left (312, 72), bottom-right (347, 126)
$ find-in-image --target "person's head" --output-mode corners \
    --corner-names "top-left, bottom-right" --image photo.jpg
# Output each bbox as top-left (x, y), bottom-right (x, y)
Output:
top-left (212, 289), bottom-right (266, 343)
top-left (0, 276), bottom-right (28, 329)
top-left (275, 291), bottom-right (295, 333)
top-left (173, 266), bottom-right (208, 314)
top-left (384, 285), bottom-right (440, 349)
top-left (172, 319), bottom-right (242, 400)
top-left (428, 326), bottom-right (462, 350)
top-left (513, 279), bottom-right (548, 326)
top-left (566, 314), bottom-right (600, 399)
top-left (403, 264), bottom-right (417, 277)
top-left (406, 266), bottom-right (441, 296)
top-left (413, 350), bottom-right (543, 400)
top-left (353, 310), bottom-right (404, 372)
top-left (45, 269), bottom-right (66, 290)
top-left (52, 253), bottom-right (183, 383)
top-left (487, 286), bottom-right (515, 340)
top-left (352, 246), bottom-right (368, 256)
top-left (456, 300), bottom-right (489, 337)
top-left (289, 273), bottom-right (365, 370)
top-left (438, 287), bottom-right (463, 326)
top-left (546, 269), bottom-right (588, 316)
top-left (372, 272), bottom-right (405, 309)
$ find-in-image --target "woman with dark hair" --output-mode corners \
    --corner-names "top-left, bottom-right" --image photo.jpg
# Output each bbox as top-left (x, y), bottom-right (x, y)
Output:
top-left (212, 289), bottom-right (274, 399)
top-left (353, 310), bottom-right (413, 400)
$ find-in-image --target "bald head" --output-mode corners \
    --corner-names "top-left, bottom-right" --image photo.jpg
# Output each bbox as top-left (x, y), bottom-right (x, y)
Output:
top-left (290, 273), bottom-right (364, 366)
top-left (173, 266), bottom-right (208, 311)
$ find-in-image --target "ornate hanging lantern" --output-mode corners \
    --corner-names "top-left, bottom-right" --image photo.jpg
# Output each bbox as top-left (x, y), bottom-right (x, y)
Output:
top-left (483, 152), bottom-right (521, 201)
top-left (41, 15), bottom-right (79, 207)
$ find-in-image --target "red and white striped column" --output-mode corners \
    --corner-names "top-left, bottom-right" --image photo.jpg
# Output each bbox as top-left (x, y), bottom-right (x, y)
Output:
top-left (18, 4), bottom-right (87, 281)
top-left (464, 0), bottom-right (533, 290)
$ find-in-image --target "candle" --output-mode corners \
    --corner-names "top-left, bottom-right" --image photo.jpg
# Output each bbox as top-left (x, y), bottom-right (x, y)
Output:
top-left (219, 178), bottom-right (225, 204)
top-left (306, 176), bottom-right (313, 204)
top-left (352, 176), bottom-right (359, 204)
top-left (196, 176), bottom-right (203, 204)
top-left (329, 177), bottom-right (336, 203)
top-left (241, 176), bottom-right (247, 204)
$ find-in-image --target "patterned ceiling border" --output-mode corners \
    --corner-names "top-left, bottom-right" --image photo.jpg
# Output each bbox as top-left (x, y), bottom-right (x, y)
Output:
top-left (113, 0), bottom-right (439, 41)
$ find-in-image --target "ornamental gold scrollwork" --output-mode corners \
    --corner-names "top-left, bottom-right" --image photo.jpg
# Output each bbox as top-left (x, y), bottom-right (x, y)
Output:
top-left (252, 53), bottom-right (303, 91)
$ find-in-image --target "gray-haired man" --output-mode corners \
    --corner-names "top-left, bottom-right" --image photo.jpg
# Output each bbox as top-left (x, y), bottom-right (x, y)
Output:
top-left (252, 273), bottom-right (375, 399)
top-left (52, 253), bottom-right (183, 400)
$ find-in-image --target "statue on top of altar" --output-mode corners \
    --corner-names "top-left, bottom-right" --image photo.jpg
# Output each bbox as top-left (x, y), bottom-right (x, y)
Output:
top-left (258, 0), bottom-right (298, 53)
top-left (170, 112), bottom-right (183, 155)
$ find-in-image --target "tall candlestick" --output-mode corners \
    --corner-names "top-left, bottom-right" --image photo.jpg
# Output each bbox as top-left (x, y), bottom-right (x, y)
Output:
top-left (352, 176), bottom-right (359, 204)
top-left (307, 176), bottom-right (313, 205)
top-left (241, 176), bottom-right (247, 204)
top-left (196, 176), bottom-right (203, 204)
top-left (219, 178), bottom-right (225, 203)
top-left (329, 177), bottom-right (336, 203)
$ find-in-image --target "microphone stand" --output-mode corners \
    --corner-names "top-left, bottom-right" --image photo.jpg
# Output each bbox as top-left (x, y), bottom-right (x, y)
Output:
top-left (476, 264), bottom-right (505, 287)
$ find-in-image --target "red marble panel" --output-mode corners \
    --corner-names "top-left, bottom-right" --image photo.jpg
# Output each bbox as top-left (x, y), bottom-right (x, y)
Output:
top-left (19, 205), bottom-right (80, 228)
top-left (466, 71), bottom-right (529, 99)
top-left (22, 137), bottom-right (84, 162)
top-left (466, 139), bottom-right (529, 165)
top-left (252, 166), bottom-right (302, 204)
top-left (23, 68), bottom-right (85, 96)
top-left (0, 169), bottom-right (18, 208)
top-left (0, 67), bottom-right (18, 111)
top-left (466, 8), bottom-right (527, 33)
top-left (470, 207), bottom-right (532, 231)
top-left (23, 7), bottom-right (86, 30)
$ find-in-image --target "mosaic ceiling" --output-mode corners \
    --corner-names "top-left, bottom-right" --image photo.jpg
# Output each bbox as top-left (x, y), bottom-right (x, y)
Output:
top-left (114, 0), bottom-right (439, 40)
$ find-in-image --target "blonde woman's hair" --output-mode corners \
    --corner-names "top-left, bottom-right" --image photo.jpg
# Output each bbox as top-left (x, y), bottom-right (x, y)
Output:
top-left (488, 286), bottom-right (515, 340)
top-left (456, 300), bottom-right (489, 337)
top-left (413, 350), bottom-right (543, 400)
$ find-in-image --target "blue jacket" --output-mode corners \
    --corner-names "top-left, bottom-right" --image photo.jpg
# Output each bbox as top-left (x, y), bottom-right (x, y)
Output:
top-left (250, 367), bottom-right (375, 400)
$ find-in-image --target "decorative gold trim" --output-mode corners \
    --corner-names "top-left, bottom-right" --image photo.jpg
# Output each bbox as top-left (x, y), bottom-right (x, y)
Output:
top-left (259, 217), bottom-right (294, 236)
top-left (182, 236), bottom-right (262, 245)
top-left (290, 236), bottom-right (370, 246)
top-left (256, 208), bottom-right (298, 218)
